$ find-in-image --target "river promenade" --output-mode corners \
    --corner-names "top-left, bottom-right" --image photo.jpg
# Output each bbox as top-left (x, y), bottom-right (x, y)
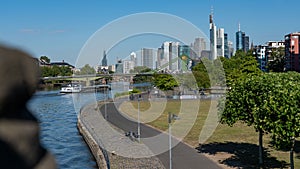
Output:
top-left (78, 96), bottom-right (222, 169)
top-left (78, 100), bottom-right (165, 169)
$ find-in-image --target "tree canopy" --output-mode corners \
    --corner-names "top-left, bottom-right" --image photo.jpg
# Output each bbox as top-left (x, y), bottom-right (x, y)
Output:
top-left (40, 56), bottom-right (50, 63)
top-left (219, 72), bottom-right (300, 168)
top-left (78, 64), bottom-right (96, 75)
top-left (153, 73), bottom-right (178, 91)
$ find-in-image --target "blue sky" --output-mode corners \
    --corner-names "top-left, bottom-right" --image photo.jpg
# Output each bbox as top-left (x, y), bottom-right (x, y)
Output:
top-left (0, 0), bottom-right (298, 67)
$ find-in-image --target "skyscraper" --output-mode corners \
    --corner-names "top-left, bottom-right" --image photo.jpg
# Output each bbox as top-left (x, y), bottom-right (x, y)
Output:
top-left (236, 23), bottom-right (250, 52)
top-left (193, 37), bottom-right (206, 58)
top-left (141, 48), bottom-right (154, 69)
top-left (157, 47), bottom-right (163, 69)
top-left (224, 33), bottom-right (229, 58)
top-left (101, 50), bottom-right (108, 66)
top-left (209, 8), bottom-right (217, 60)
top-left (217, 28), bottom-right (225, 57)
top-left (236, 24), bottom-right (243, 51)
top-left (158, 41), bottom-right (180, 72)
top-left (243, 35), bottom-right (250, 52)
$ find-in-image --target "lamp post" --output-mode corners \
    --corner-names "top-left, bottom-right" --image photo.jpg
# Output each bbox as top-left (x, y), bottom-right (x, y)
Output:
top-left (168, 112), bottom-right (172, 169)
top-left (104, 86), bottom-right (107, 119)
top-left (137, 94), bottom-right (141, 143)
top-left (168, 112), bottom-right (179, 169)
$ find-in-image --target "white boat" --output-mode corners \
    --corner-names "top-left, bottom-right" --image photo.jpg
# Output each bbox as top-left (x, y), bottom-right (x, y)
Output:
top-left (60, 83), bottom-right (81, 93)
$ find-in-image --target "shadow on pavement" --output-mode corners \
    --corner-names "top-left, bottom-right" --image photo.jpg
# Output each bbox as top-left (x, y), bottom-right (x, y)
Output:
top-left (196, 142), bottom-right (288, 169)
top-left (295, 141), bottom-right (300, 159)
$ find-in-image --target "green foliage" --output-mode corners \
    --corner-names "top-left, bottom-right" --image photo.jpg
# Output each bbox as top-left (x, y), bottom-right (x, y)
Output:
top-left (153, 73), bottom-right (178, 91)
top-left (133, 74), bottom-right (153, 84)
top-left (220, 72), bottom-right (300, 167)
top-left (267, 47), bottom-right (285, 72)
top-left (129, 88), bottom-right (141, 94)
top-left (40, 65), bottom-right (72, 77)
top-left (114, 91), bottom-right (130, 98)
top-left (79, 64), bottom-right (96, 75)
top-left (130, 66), bottom-right (152, 73)
top-left (191, 57), bottom-right (226, 88)
top-left (221, 50), bottom-right (262, 85)
top-left (40, 56), bottom-right (50, 63)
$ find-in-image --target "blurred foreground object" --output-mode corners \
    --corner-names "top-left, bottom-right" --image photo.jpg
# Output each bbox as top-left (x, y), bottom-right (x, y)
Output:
top-left (0, 45), bottom-right (56, 169)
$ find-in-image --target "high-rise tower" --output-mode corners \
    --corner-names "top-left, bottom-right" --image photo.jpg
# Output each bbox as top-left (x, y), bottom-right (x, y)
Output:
top-left (101, 50), bottom-right (108, 66)
top-left (236, 23), bottom-right (250, 52)
top-left (209, 7), bottom-right (217, 60)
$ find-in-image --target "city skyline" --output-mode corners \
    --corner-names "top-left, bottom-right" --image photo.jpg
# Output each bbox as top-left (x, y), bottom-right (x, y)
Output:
top-left (1, 0), bottom-right (299, 67)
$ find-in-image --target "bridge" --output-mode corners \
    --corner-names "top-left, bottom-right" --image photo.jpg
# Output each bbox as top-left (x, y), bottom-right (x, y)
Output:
top-left (40, 74), bottom-right (151, 87)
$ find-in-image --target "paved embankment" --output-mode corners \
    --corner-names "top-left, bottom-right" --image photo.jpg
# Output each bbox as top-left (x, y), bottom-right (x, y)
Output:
top-left (101, 98), bottom-right (222, 169)
top-left (77, 101), bottom-right (165, 169)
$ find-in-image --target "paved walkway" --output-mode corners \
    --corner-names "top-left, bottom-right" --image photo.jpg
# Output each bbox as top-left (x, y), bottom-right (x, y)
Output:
top-left (80, 101), bottom-right (165, 169)
top-left (97, 97), bottom-right (222, 169)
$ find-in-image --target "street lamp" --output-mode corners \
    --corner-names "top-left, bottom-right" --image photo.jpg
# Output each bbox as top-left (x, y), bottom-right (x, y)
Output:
top-left (168, 112), bottom-right (179, 169)
top-left (104, 86), bottom-right (107, 119)
top-left (137, 94), bottom-right (141, 143)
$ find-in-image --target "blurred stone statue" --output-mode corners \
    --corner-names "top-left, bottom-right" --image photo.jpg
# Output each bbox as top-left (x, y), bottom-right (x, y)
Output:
top-left (0, 45), bottom-right (56, 169)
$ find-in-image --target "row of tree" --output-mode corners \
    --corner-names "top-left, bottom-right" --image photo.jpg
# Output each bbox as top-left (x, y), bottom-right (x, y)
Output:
top-left (217, 50), bottom-right (299, 168)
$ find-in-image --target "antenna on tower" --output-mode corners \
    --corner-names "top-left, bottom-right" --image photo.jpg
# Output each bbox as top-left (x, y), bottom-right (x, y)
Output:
top-left (238, 22), bottom-right (241, 31)
top-left (209, 6), bottom-right (214, 23)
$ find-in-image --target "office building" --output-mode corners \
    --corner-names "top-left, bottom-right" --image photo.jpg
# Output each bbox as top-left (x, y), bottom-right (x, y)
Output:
top-left (193, 37), bottom-right (207, 58)
top-left (115, 59), bottom-right (123, 74)
top-left (179, 45), bottom-right (192, 72)
top-left (285, 32), bottom-right (300, 72)
top-left (158, 41), bottom-right (180, 72)
top-left (130, 52), bottom-right (137, 67)
top-left (209, 9), bottom-right (217, 60)
top-left (224, 33), bottom-right (229, 58)
top-left (217, 28), bottom-right (225, 57)
top-left (254, 45), bottom-right (268, 72)
top-left (236, 23), bottom-right (250, 52)
top-left (101, 50), bottom-right (108, 66)
top-left (123, 60), bottom-right (135, 74)
top-left (157, 47), bottom-right (163, 69)
top-left (141, 48), bottom-right (154, 69)
top-left (254, 41), bottom-right (285, 72)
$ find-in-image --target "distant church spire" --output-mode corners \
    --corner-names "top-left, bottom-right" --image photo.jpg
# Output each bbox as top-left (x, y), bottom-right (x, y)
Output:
top-left (101, 50), bottom-right (107, 66)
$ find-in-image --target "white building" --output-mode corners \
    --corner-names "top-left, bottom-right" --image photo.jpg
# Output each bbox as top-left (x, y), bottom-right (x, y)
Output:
top-left (217, 28), bottom-right (225, 57)
top-left (130, 52), bottom-right (137, 66)
top-left (158, 41), bottom-right (180, 72)
top-left (141, 48), bottom-right (154, 69)
top-left (123, 60), bottom-right (135, 74)
top-left (193, 37), bottom-right (207, 58)
top-left (209, 10), bottom-right (217, 60)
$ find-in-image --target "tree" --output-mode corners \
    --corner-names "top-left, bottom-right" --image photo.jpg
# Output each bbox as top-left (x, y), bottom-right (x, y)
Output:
top-left (219, 74), bottom-right (270, 166)
top-left (153, 73), bottom-right (178, 91)
top-left (79, 64), bottom-right (95, 75)
top-left (267, 47), bottom-right (285, 72)
top-left (219, 72), bottom-right (300, 168)
top-left (40, 56), bottom-right (50, 63)
top-left (192, 59), bottom-right (210, 89)
top-left (261, 72), bottom-right (300, 169)
top-left (130, 66), bottom-right (152, 73)
top-left (221, 51), bottom-right (262, 85)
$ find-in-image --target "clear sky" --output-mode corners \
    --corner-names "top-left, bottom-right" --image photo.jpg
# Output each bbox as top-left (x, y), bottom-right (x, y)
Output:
top-left (0, 0), bottom-right (298, 67)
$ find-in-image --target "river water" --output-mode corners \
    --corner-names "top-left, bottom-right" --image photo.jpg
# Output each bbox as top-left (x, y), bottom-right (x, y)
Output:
top-left (27, 90), bottom-right (106, 169)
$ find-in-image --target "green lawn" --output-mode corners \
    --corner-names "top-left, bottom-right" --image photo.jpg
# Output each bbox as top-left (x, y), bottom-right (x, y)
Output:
top-left (119, 99), bottom-right (300, 168)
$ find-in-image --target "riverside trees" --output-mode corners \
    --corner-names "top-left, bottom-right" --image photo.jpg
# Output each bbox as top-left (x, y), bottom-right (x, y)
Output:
top-left (219, 71), bottom-right (300, 168)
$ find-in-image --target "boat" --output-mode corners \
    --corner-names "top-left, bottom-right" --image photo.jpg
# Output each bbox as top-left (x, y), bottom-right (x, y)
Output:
top-left (60, 83), bottom-right (82, 93)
